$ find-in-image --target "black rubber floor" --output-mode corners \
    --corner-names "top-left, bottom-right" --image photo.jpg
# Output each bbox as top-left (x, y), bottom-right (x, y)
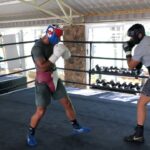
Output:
top-left (0, 88), bottom-right (150, 150)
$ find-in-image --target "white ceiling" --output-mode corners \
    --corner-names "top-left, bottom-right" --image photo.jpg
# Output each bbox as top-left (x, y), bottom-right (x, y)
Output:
top-left (1, 0), bottom-right (150, 28)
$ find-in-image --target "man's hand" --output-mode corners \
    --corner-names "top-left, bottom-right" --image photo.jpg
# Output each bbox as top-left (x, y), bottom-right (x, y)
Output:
top-left (123, 40), bottom-right (135, 58)
top-left (34, 57), bottom-right (55, 72)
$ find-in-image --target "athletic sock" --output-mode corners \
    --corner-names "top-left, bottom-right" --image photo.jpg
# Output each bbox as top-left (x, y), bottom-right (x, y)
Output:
top-left (135, 124), bottom-right (144, 137)
top-left (70, 119), bottom-right (81, 129)
top-left (28, 126), bottom-right (35, 136)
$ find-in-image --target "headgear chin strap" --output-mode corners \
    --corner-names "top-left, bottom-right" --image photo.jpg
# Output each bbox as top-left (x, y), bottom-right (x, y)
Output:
top-left (46, 25), bottom-right (63, 45)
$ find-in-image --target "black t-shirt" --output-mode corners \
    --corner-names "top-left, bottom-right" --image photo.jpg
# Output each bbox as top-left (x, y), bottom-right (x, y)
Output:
top-left (31, 39), bottom-right (54, 63)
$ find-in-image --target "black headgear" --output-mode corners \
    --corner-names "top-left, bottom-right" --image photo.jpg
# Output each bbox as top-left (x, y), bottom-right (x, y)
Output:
top-left (127, 24), bottom-right (145, 44)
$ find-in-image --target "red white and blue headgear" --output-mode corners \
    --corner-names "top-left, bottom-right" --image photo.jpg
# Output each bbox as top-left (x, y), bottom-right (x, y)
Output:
top-left (46, 25), bottom-right (63, 45)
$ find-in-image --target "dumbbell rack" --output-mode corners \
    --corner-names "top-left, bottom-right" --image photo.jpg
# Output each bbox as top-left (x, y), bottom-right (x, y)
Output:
top-left (90, 66), bottom-right (149, 94)
top-left (91, 80), bottom-right (141, 94)
top-left (91, 84), bottom-right (136, 94)
top-left (90, 67), bottom-right (147, 78)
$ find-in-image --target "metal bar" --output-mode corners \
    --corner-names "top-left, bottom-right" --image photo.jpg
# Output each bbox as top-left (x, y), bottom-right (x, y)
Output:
top-left (0, 55), bottom-right (126, 63)
top-left (89, 42), bottom-right (92, 85)
top-left (57, 67), bottom-right (89, 73)
top-left (0, 40), bottom-right (36, 47)
top-left (63, 40), bottom-right (125, 44)
top-left (0, 40), bottom-right (125, 47)
top-left (90, 71), bottom-right (149, 79)
top-left (62, 80), bottom-right (90, 86)
top-left (0, 55), bottom-right (31, 62)
top-left (0, 68), bottom-right (35, 77)
top-left (71, 55), bottom-right (126, 60)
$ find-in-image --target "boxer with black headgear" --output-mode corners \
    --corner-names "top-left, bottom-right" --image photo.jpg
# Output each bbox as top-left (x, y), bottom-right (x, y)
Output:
top-left (123, 24), bottom-right (145, 74)
top-left (127, 23), bottom-right (145, 44)
top-left (123, 24), bottom-right (150, 143)
top-left (26, 25), bottom-right (91, 147)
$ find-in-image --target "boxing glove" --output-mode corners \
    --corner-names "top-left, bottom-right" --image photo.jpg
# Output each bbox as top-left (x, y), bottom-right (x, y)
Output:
top-left (123, 40), bottom-right (135, 58)
top-left (49, 44), bottom-right (66, 63)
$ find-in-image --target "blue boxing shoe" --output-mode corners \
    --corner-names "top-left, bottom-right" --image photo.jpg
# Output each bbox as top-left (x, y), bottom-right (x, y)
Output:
top-left (72, 126), bottom-right (91, 135)
top-left (26, 134), bottom-right (37, 147)
top-left (70, 120), bottom-right (91, 135)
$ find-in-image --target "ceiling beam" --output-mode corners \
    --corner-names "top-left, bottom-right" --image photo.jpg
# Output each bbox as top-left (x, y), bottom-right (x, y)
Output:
top-left (56, 0), bottom-right (72, 24)
top-left (19, 0), bottom-right (71, 24)
top-left (39, 0), bottom-right (51, 6)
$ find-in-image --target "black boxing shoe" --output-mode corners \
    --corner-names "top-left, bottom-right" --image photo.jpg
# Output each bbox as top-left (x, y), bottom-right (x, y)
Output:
top-left (124, 134), bottom-right (144, 143)
top-left (124, 125), bottom-right (144, 143)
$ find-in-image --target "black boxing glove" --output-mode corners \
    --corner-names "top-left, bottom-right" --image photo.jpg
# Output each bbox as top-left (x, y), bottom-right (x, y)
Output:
top-left (123, 40), bottom-right (135, 58)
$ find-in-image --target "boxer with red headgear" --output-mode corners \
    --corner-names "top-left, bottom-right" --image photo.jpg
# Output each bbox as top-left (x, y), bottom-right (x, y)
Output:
top-left (26, 25), bottom-right (91, 146)
top-left (46, 25), bottom-right (63, 45)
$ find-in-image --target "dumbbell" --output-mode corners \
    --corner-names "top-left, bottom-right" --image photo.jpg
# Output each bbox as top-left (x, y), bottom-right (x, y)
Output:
top-left (114, 68), bottom-right (120, 74)
top-left (100, 79), bottom-right (107, 86)
top-left (124, 69), bottom-right (130, 75)
top-left (95, 65), bottom-right (101, 72)
top-left (113, 67), bottom-right (119, 70)
top-left (109, 66), bottom-right (115, 72)
top-left (117, 68), bottom-right (123, 74)
top-left (91, 68), bottom-right (95, 74)
top-left (96, 79), bottom-right (109, 88)
top-left (120, 82), bottom-right (128, 89)
top-left (108, 80), bottom-right (117, 88)
top-left (134, 83), bottom-right (141, 91)
top-left (102, 67), bottom-right (109, 73)
top-left (109, 66), bottom-right (114, 70)
top-left (127, 70), bottom-right (133, 75)
top-left (127, 82), bottom-right (135, 90)
top-left (96, 79), bottom-right (101, 84)
top-left (109, 66), bottom-right (119, 73)
top-left (115, 81), bottom-right (122, 88)
top-left (119, 68), bottom-right (126, 75)
top-left (121, 69), bottom-right (132, 75)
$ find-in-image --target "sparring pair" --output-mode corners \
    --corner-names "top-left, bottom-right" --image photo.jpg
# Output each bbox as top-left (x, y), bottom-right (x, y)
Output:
top-left (26, 25), bottom-right (91, 146)
top-left (123, 23), bottom-right (150, 143)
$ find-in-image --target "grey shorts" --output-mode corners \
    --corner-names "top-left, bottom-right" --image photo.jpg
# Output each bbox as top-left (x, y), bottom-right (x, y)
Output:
top-left (35, 79), bottom-right (69, 107)
top-left (141, 78), bottom-right (150, 96)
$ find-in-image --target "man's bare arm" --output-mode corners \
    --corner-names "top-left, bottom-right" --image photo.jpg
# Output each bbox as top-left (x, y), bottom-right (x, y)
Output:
top-left (127, 57), bottom-right (141, 70)
top-left (35, 58), bottom-right (55, 72)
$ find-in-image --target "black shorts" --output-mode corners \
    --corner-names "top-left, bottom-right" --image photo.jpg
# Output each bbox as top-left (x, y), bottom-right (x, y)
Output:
top-left (141, 78), bottom-right (150, 96)
top-left (35, 79), bottom-right (69, 107)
